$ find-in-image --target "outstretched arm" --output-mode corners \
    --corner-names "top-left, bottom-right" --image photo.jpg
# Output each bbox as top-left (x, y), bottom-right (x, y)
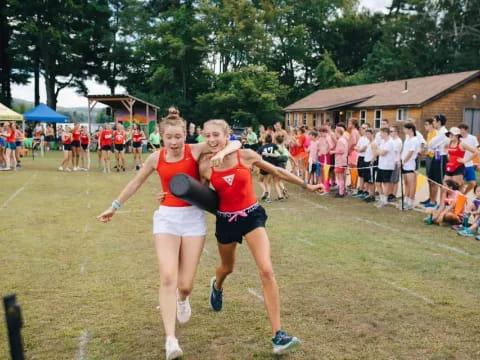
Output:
top-left (191, 140), bottom-right (242, 166)
top-left (97, 152), bottom-right (158, 223)
top-left (244, 150), bottom-right (323, 192)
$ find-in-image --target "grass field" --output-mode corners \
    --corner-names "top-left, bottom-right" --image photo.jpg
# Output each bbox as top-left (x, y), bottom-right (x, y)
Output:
top-left (1, 151), bottom-right (480, 360)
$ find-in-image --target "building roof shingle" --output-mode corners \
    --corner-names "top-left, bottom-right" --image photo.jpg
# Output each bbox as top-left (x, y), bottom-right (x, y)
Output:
top-left (284, 70), bottom-right (480, 111)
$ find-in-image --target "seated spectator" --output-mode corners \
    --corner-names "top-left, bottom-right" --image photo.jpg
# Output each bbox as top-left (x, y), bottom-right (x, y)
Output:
top-left (457, 185), bottom-right (480, 237)
top-left (425, 180), bottom-right (463, 225)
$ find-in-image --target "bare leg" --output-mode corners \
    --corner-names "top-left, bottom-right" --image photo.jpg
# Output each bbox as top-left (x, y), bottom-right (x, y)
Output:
top-left (214, 242), bottom-right (237, 290)
top-left (177, 236), bottom-right (205, 300)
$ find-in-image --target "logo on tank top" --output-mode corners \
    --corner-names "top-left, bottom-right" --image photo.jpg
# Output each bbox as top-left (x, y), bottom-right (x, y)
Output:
top-left (222, 174), bottom-right (235, 186)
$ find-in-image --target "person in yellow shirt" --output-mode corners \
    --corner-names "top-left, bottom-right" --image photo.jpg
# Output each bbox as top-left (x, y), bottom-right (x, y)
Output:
top-left (420, 118), bottom-right (437, 205)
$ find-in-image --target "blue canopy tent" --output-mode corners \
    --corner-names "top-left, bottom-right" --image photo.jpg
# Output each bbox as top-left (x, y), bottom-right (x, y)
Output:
top-left (23, 103), bottom-right (68, 123)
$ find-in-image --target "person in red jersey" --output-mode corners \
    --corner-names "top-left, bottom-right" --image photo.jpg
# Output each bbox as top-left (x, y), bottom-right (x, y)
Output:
top-left (0, 122), bottom-right (17, 170)
top-left (113, 123), bottom-right (127, 172)
top-left (58, 126), bottom-right (73, 171)
top-left (198, 119), bottom-right (323, 355)
top-left (99, 123), bottom-right (114, 173)
top-left (131, 123), bottom-right (146, 170)
top-left (79, 126), bottom-right (90, 171)
top-left (97, 112), bottom-right (241, 360)
top-left (71, 122), bottom-right (82, 171)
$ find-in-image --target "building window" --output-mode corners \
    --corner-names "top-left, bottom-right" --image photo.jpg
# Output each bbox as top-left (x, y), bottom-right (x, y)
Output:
top-left (303, 112), bottom-right (307, 126)
top-left (397, 108), bottom-right (408, 122)
top-left (346, 111), bottom-right (353, 120)
top-left (294, 113), bottom-right (299, 127)
top-left (313, 113), bottom-right (317, 127)
top-left (374, 109), bottom-right (382, 129)
top-left (286, 113), bottom-right (291, 126)
top-left (360, 110), bottom-right (367, 125)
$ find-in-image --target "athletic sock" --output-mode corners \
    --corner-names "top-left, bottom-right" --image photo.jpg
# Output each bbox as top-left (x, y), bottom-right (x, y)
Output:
top-left (338, 180), bottom-right (345, 195)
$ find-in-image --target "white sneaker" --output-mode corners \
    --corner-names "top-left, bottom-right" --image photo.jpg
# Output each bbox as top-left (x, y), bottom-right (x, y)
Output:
top-left (165, 337), bottom-right (183, 360)
top-left (65, 167), bottom-right (72, 172)
top-left (73, 167), bottom-right (79, 171)
top-left (58, 166), bottom-right (64, 171)
top-left (176, 291), bottom-right (191, 324)
top-left (375, 201), bottom-right (386, 208)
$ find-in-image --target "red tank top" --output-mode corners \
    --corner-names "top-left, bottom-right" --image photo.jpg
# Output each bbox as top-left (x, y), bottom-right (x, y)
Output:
top-left (7, 129), bottom-right (16, 143)
top-left (100, 130), bottom-right (113, 147)
top-left (446, 143), bottom-right (465, 173)
top-left (132, 131), bottom-right (142, 143)
top-left (156, 144), bottom-right (199, 207)
top-left (114, 131), bottom-right (125, 145)
top-left (63, 134), bottom-right (72, 145)
top-left (210, 151), bottom-right (257, 212)
top-left (72, 128), bottom-right (81, 141)
top-left (80, 134), bottom-right (89, 145)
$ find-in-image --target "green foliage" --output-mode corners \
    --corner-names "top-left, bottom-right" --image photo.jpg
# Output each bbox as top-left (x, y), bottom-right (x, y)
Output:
top-left (195, 66), bottom-right (288, 127)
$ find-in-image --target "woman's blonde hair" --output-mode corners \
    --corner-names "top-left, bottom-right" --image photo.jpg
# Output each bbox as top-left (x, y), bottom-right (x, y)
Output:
top-left (203, 119), bottom-right (231, 135)
top-left (160, 112), bottom-right (186, 134)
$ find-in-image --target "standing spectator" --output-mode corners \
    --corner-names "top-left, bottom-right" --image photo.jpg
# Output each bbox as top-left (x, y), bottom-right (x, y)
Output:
top-left (389, 126), bottom-right (403, 201)
top-left (420, 118), bottom-right (437, 205)
top-left (99, 123), bottom-right (114, 173)
top-left (79, 126), bottom-right (90, 171)
top-left (362, 129), bottom-right (377, 203)
top-left (353, 123), bottom-right (370, 198)
top-left (347, 118), bottom-right (360, 189)
top-left (58, 126), bottom-right (73, 171)
top-left (307, 131), bottom-right (320, 185)
top-left (71, 123), bottom-right (82, 171)
top-left (0, 122), bottom-right (17, 170)
top-left (426, 114), bottom-right (448, 207)
top-left (14, 124), bottom-right (24, 169)
top-left (257, 134), bottom-right (278, 202)
top-left (186, 123), bottom-right (197, 144)
top-left (373, 128), bottom-right (395, 208)
top-left (318, 126), bottom-right (335, 193)
top-left (330, 127), bottom-right (348, 197)
top-left (273, 134), bottom-right (291, 199)
top-left (375, 119), bottom-right (390, 144)
top-left (443, 127), bottom-right (480, 190)
top-left (401, 123), bottom-right (420, 210)
top-left (458, 123), bottom-right (479, 194)
top-left (149, 125), bottom-right (162, 151)
top-left (131, 123), bottom-right (146, 170)
top-left (0, 122), bottom-right (6, 168)
top-left (245, 127), bottom-right (258, 151)
top-left (195, 126), bottom-right (205, 143)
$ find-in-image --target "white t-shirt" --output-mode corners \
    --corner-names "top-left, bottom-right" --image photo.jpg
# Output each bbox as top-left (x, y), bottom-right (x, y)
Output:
top-left (429, 126), bottom-right (448, 155)
top-left (378, 139), bottom-right (395, 170)
top-left (364, 141), bottom-right (374, 163)
top-left (375, 131), bottom-right (383, 145)
top-left (391, 137), bottom-right (403, 162)
top-left (401, 136), bottom-right (419, 171)
top-left (356, 136), bottom-right (369, 157)
top-left (461, 134), bottom-right (479, 167)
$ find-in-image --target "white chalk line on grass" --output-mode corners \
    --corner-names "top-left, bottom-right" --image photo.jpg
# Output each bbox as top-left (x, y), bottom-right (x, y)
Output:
top-left (247, 288), bottom-right (264, 302)
top-left (298, 197), bottom-right (329, 210)
top-left (83, 224), bottom-right (90, 233)
top-left (355, 217), bottom-right (478, 259)
top-left (384, 280), bottom-right (434, 304)
top-left (76, 329), bottom-right (88, 360)
top-left (0, 172), bottom-right (38, 209)
top-left (296, 237), bottom-right (314, 246)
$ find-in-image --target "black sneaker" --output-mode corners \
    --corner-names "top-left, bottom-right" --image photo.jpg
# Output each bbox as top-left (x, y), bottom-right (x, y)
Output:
top-left (387, 194), bottom-right (397, 202)
top-left (364, 196), bottom-right (376, 203)
top-left (209, 277), bottom-right (223, 312)
top-left (420, 198), bottom-right (430, 205)
top-left (261, 192), bottom-right (269, 201)
top-left (135, 164), bottom-right (140, 171)
top-left (272, 330), bottom-right (300, 355)
top-left (275, 197), bottom-right (285, 201)
top-left (265, 197), bottom-right (272, 203)
top-left (335, 193), bottom-right (345, 198)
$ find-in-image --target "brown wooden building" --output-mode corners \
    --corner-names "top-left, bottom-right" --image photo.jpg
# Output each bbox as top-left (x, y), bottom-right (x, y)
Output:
top-left (284, 70), bottom-right (480, 134)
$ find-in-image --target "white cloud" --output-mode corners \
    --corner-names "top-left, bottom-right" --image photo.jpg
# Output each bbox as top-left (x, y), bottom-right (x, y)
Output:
top-left (359, 0), bottom-right (391, 12)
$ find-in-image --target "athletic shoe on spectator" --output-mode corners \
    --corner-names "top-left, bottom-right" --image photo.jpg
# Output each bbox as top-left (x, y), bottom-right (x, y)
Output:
top-left (458, 228), bottom-right (475, 236)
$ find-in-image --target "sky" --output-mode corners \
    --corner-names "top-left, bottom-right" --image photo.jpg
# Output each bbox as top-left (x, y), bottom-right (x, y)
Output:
top-left (11, 0), bottom-right (392, 109)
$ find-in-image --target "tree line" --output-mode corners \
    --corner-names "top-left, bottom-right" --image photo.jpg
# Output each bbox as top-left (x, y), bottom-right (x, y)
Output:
top-left (1, 0), bottom-right (479, 127)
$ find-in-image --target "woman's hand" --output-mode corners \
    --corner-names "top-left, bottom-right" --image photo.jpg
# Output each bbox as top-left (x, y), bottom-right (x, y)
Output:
top-left (157, 191), bottom-right (167, 204)
top-left (97, 207), bottom-right (116, 223)
top-left (210, 151), bottom-right (226, 167)
top-left (306, 183), bottom-right (325, 193)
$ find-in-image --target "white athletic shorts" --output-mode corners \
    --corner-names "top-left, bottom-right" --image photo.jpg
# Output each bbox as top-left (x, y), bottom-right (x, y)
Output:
top-left (153, 205), bottom-right (206, 236)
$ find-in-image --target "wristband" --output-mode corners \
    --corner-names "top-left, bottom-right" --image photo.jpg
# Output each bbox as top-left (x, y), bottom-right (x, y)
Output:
top-left (112, 200), bottom-right (121, 210)
top-left (301, 180), bottom-right (307, 190)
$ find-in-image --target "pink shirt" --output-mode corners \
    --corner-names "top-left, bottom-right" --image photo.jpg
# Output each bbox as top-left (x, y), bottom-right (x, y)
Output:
top-left (334, 136), bottom-right (348, 167)
top-left (308, 139), bottom-right (320, 161)
top-left (318, 135), bottom-right (334, 155)
top-left (348, 128), bottom-right (360, 153)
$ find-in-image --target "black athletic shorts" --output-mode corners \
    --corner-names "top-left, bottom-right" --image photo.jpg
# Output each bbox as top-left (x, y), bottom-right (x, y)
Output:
top-left (102, 145), bottom-right (112, 152)
top-left (132, 141), bottom-right (142, 148)
top-left (401, 169), bottom-right (415, 174)
top-left (446, 165), bottom-right (465, 177)
top-left (63, 144), bottom-right (72, 151)
top-left (81, 144), bottom-right (88, 151)
top-left (215, 203), bottom-right (267, 244)
top-left (72, 140), bottom-right (81, 147)
top-left (357, 156), bottom-right (367, 178)
top-left (363, 160), bottom-right (377, 184)
top-left (114, 144), bottom-right (125, 152)
top-left (376, 169), bottom-right (393, 183)
top-left (428, 155), bottom-right (447, 184)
